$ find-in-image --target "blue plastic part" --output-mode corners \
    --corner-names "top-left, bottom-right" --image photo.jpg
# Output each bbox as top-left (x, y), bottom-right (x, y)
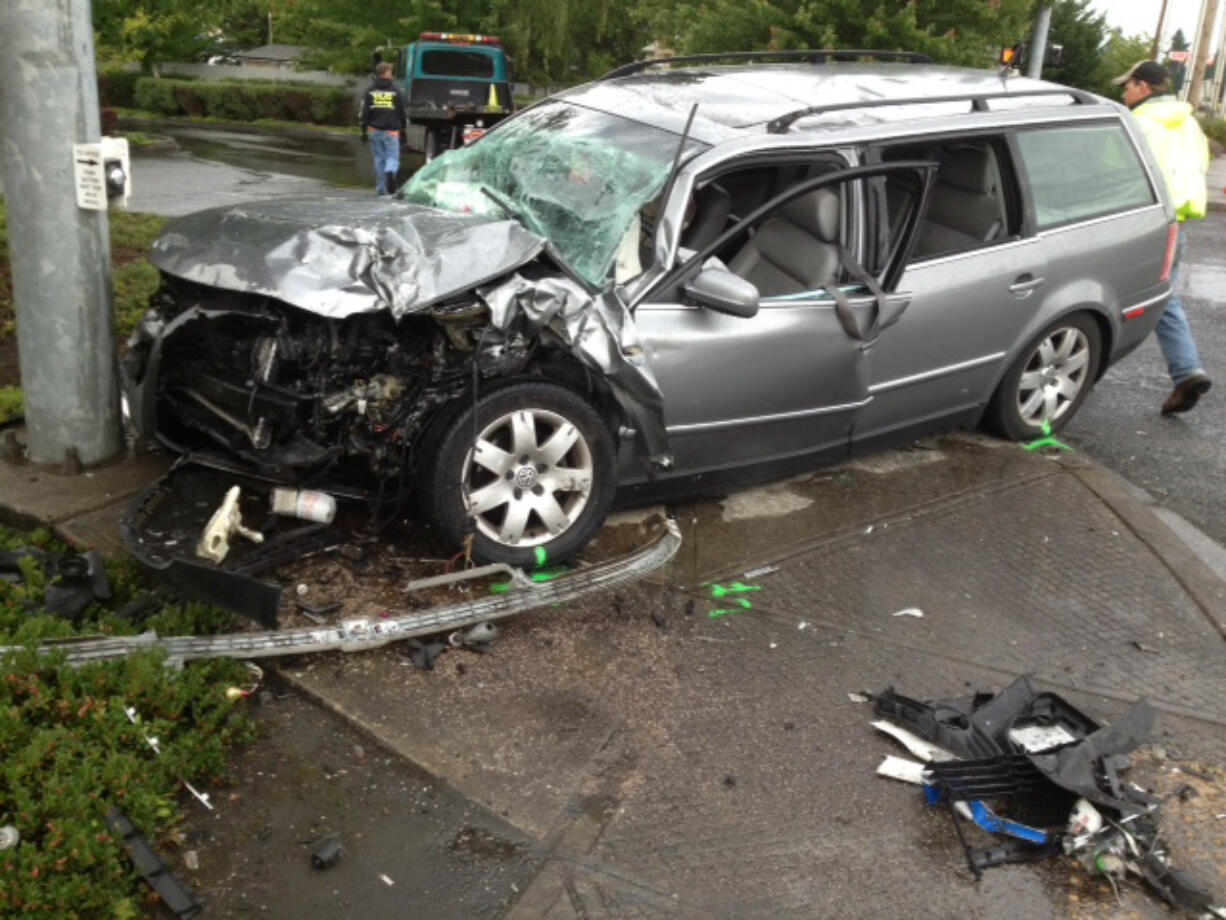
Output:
top-left (921, 782), bottom-right (1051, 845)
top-left (967, 800), bottom-right (1051, 844)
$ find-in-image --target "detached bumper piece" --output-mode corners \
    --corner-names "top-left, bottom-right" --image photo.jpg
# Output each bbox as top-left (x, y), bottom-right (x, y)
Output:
top-left (121, 463), bottom-right (340, 628)
top-left (13, 519), bottom-right (681, 666)
top-left (870, 676), bottom-right (1225, 916)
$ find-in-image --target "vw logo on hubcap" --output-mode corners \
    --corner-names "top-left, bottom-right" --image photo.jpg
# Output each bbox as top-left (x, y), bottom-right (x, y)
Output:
top-left (514, 466), bottom-right (538, 490)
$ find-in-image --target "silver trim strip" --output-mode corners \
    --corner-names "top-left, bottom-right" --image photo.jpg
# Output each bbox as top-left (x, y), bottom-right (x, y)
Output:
top-left (907, 237), bottom-right (1037, 269)
top-left (869, 352), bottom-right (1006, 395)
top-left (1122, 288), bottom-right (1171, 315)
top-left (1035, 203), bottom-right (1165, 237)
top-left (667, 397), bottom-right (872, 434)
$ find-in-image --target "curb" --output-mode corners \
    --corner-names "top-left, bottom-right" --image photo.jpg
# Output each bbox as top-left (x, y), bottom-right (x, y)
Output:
top-left (1063, 458), bottom-right (1226, 638)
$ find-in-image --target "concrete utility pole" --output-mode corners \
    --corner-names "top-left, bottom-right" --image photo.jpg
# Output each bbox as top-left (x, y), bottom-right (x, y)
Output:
top-left (1027, 5), bottom-right (1053, 80)
top-left (0, 0), bottom-right (122, 467)
top-left (1188, 0), bottom-right (1221, 107)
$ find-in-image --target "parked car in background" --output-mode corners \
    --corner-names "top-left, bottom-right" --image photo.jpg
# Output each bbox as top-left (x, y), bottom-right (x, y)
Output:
top-left (123, 51), bottom-right (1175, 566)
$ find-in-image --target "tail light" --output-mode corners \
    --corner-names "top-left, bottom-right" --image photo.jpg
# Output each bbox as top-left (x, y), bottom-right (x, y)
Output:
top-left (1159, 223), bottom-right (1177, 283)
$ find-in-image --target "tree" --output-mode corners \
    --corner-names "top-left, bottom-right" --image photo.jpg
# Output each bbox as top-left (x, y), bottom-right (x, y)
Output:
top-left (635, 0), bottom-right (1038, 69)
top-left (1098, 30), bottom-right (1153, 98)
top-left (1040, 0), bottom-right (1108, 91)
top-left (94, 0), bottom-right (219, 73)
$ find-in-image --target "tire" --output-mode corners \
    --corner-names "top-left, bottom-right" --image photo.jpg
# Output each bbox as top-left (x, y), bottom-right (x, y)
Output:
top-left (424, 381), bottom-right (617, 566)
top-left (986, 313), bottom-right (1102, 441)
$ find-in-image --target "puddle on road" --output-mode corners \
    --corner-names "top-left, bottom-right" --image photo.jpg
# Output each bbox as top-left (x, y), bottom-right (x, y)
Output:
top-left (720, 481), bottom-right (814, 520)
top-left (1182, 265), bottom-right (1226, 302)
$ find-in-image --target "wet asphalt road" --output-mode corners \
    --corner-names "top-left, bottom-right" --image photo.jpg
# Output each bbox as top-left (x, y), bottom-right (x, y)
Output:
top-left (1064, 214), bottom-right (1226, 548)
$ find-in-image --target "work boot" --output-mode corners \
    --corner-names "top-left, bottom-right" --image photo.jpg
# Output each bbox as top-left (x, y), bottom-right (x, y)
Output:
top-left (385, 171), bottom-right (397, 195)
top-left (1161, 372), bottom-right (1212, 415)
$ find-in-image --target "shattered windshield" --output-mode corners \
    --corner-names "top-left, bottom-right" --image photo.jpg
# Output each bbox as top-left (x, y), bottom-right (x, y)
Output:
top-left (401, 101), bottom-right (708, 287)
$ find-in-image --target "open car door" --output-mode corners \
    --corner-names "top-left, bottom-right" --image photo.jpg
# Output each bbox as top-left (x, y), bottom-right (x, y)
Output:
top-left (626, 161), bottom-right (936, 480)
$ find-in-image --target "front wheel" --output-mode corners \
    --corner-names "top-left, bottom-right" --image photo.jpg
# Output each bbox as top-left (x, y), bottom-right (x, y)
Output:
top-left (986, 313), bottom-right (1102, 440)
top-left (423, 382), bottom-right (617, 566)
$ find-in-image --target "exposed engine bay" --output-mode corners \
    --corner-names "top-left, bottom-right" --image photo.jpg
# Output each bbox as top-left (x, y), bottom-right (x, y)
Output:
top-left (124, 275), bottom-right (542, 489)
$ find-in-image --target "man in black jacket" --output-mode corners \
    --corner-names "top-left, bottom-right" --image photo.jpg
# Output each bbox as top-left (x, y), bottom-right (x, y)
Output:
top-left (360, 62), bottom-right (407, 195)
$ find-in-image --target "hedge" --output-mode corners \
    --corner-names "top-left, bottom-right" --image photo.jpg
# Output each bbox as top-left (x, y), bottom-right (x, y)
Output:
top-left (132, 77), bottom-right (356, 126)
top-left (97, 70), bottom-right (142, 109)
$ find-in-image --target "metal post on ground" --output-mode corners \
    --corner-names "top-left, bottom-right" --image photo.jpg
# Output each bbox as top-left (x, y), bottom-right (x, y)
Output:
top-left (1026, 5), bottom-right (1053, 80)
top-left (0, 0), bottom-right (122, 467)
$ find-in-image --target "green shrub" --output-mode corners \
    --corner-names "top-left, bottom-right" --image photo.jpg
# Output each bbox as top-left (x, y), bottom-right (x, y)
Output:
top-left (132, 78), bottom-right (180, 116)
top-left (1198, 115), bottom-right (1226, 149)
top-left (131, 77), bottom-right (355, 125)
top-left (0, 388), bottom-right (21, 424)
top-left (0, 524), bottom-right (257, 916)
top-left (97, 70), bottom-right (141, 109)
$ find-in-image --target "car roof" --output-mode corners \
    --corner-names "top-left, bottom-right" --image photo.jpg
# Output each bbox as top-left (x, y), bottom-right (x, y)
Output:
top-left (556, 63), bottom-right (1110, 145)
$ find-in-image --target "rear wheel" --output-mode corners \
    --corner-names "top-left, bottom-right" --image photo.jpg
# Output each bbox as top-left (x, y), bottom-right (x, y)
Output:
top-left (424, 382), bottom-right (616, 566)
top-left (986, 313), bottom-right (1101, 440)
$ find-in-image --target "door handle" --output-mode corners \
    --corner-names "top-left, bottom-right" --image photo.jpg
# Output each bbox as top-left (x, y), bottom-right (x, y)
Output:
top-left (1009, 275), bottom-right (1045, 297)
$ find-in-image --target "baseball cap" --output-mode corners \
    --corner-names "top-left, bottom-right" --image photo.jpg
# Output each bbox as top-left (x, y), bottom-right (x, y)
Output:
top-left (1112, 60), bottom-right (1170, 87)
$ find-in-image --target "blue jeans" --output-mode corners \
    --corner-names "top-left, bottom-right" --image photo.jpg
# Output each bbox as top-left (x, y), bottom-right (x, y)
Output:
top-left (371, 130), bottom-right (400, 195)
top-left (1155, 225), bottom-right (1205, 384)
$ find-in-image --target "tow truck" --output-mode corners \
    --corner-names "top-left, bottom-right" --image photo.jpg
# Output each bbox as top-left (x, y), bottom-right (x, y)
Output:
top-left (390, 32), bottom-right (515, 160)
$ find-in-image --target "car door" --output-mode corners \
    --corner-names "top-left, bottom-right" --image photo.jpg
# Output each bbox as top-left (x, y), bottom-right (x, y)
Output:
top-left (853, 135), bottom-right (1047, 450)
top-left (627, 161), bottom-right (934, 480)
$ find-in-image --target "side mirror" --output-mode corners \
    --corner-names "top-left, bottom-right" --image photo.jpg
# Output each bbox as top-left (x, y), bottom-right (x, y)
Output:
top-left (684, 268), bottom-right (759, 318)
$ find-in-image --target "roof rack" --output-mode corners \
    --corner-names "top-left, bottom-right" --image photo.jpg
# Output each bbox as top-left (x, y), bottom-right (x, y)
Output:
top-left (601, 50), bottom-right (932, 81)
top-left (766, 87), bottom-right (1101, 133)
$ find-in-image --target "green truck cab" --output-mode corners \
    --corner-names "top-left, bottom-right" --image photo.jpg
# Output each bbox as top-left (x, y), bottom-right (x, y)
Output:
top-left (392, 32), bottom-right (515, 160)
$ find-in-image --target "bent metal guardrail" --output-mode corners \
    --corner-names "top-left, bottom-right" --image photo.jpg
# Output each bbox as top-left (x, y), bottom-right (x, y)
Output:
top-left (10, 519), bottom-right (682, 667)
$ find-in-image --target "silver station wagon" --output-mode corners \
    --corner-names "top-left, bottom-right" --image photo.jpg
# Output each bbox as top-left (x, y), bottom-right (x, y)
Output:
top-left (124, 51), bottom-right (1176, 565)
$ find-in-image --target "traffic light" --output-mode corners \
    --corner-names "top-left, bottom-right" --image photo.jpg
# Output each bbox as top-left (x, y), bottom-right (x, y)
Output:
top-left (1000, 43), bottom-right (1025, 68)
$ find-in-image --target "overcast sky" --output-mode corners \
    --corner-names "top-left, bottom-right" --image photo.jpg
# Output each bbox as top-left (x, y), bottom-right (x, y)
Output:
top-left (1090, 0), bottom-right (1214, 48)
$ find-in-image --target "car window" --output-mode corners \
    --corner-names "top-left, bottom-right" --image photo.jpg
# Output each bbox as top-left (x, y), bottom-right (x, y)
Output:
top-left (420, 50), bottom-right (495, 78)
top-left (878, 137), bottom-right (1016, 261)
top-left (1014, 122), bottom-right (1156, 230)
top-left (699, 174), bottom-right (854, 300)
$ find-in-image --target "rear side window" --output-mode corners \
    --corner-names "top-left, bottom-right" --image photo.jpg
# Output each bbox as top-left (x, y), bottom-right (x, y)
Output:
top-left (421, 50), bottom-right (495, 78)
top-left (1015, 122), bottom-right (1155, 229)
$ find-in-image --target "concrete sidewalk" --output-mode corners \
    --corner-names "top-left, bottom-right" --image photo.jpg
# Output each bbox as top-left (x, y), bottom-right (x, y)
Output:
top-left (2, 430), bottom-right (1224, 918)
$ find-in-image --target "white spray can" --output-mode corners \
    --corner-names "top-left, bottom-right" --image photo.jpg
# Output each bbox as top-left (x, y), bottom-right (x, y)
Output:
top-left (270, 488), bottom-right (337, 524)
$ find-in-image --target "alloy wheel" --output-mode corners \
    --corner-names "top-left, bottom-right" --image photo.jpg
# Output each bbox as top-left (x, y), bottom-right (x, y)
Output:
top-left (461, 407), bottom-right (594, 548)
top-left (1014, 326), bottom-right (1092, 428)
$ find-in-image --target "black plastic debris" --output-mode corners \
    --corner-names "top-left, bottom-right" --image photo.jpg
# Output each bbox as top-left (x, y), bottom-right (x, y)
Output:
top-left (311, 835), bottom-right (343, 870)
top-left (870, 676), bottom-right (1223, 916)
top-left (105, 807), bottom-right (204, 919)
top-left (1, 547), bottom-right (111, 622)
top-left (404, 622), bottom-right (500, 670)
top-left (405, 638), bottom-right (450, 670)
top-left (121, 464), bottom-right (341, 628)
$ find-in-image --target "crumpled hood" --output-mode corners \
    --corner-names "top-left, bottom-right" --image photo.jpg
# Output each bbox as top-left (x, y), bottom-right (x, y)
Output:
top-left (149, 196), bottom-right (547, 320)
top-left (1136, 97), bottom-right (1195, 129)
